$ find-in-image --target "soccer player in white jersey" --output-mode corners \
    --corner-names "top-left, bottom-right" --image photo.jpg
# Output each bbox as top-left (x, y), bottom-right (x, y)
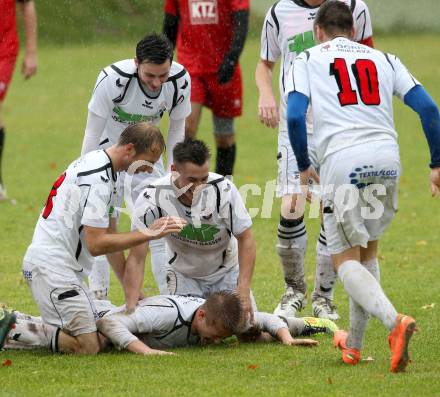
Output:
top-left (97, 291), bottom-right (331, 354)
top-left (256, 0), bottom-right (374, 321)
top-left (286, 1), bottom-right (440, 372)
top-left (82, 33), bottom-right (191, 299)
top-left (125, 139), bottom-right (256, 318)
top-left (18, 123), bottom-right (186, 355)
top-left (1, 292), bottom-right (334, 354)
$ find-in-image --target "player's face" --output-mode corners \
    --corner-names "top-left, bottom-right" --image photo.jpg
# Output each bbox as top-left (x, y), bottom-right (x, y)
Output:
top-left (304, 0), bottom-right (325, 6)
top-left (172, 161), bottom-right (210, 203)
top-left (198, 321), bottom-right (232, 345)
top-left (136, 59), bottom-right (171, 92)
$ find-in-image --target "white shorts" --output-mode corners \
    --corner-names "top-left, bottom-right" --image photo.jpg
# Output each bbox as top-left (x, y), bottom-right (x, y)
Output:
top-left (165, 265), bottom-right (239, 297)
top-left (277, 131), bottom-right (318, 198)
top-left (165, 265), bottom-right (258, 310)
top-left (23, 261), bottom-right (98, 336)
top-left (320, 140), bottom-right (400, 254)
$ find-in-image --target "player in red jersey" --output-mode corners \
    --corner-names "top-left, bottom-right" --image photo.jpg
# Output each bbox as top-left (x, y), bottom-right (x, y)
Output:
top-left (163, 0), bottom-right (249, 176)
top-left (0, 0), bottom-right (38, 200)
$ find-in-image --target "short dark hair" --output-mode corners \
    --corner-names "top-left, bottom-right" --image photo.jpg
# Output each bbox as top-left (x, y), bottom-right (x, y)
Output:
top-left (202, 291), bottom-right (245, 334)
top-left (314, 0), bottom-right (353, 37)
top-left (173, 138), bottom-right (211, 166)
top-left (118, 122), bottom-right (165, 155)
top-left (136, 33), bottom-right (173, 64)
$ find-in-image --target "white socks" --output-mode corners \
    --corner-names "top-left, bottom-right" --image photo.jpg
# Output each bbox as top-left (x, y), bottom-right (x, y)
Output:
top-left (149, 239), bottom-right (168, 294)
top-left (346, 258), bottom-right (381, 350)
top-left (4, 317), bottom-right (59, 352)
top-left (338, 260), bottom-right (397, 341)
top-left (276, 217), bottom-right (307, 293)
top-left (88, 255), bottom-right (110, 300)
top-left (312, 226), bottom-right (337, 301)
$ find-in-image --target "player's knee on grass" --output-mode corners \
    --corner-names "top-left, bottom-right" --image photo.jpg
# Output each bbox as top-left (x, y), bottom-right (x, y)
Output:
top-left (74, 332), bottom-right (101, 354)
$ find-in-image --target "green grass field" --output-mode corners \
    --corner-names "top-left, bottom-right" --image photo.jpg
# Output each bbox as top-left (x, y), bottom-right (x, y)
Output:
top-left (1, 36), bottom-right (439, 396)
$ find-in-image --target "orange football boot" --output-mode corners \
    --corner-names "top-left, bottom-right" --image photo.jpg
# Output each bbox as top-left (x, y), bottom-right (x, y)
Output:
top-left (333, 330), bottom-right (361, 365)
top-left (388, 314), bottom-right (416, 373)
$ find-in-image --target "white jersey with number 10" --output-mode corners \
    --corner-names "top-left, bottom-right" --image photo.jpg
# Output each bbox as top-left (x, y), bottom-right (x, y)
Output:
top-left (286, 37), bottom-right (419, 165)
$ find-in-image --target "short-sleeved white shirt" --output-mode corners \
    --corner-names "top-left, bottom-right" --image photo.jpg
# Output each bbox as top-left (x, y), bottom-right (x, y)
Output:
top-left (260, 0), bottom-right (373, 132)
top-left (132, 172), bottom-right (252, 278)
top-left (285, 37), bottom-right (419, 164)
top-left (88, 59), bottom-right (191, 147)
top-left (24, 150), bottom-right (118, 275)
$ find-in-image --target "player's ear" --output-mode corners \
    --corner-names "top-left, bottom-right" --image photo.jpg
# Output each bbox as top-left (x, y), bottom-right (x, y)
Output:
top-left (134, 57), bottom-right (139, 67)
top-left (350, 26), bottom-right (355, 40)
top-left (171, 164), bottom-right (177, 172)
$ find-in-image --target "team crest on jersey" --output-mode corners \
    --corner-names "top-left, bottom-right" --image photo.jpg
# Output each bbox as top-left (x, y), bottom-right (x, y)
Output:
top-left (321, 44), bottom-right (331, 52)
top-left (189, 0), bottom-right (218, 25)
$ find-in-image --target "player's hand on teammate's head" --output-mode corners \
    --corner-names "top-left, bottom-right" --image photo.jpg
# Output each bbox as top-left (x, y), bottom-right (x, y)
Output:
top-left (430, 167), bottom-right (440, 197)
top-left (146, 216), bottom-right (187, 239)
top-left (258, 94), bottom-right (279, 129)
top-left (22, 52), bottom-right (37, 79)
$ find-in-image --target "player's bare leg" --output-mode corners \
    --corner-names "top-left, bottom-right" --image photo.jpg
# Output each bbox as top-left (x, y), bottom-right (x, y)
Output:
top-left (185, 102), bottom-right (203, 139)
top-left (213, 116), bottom-right (236, 176)
top-left (274, 193), bottom-right (307, 319)
top-left (333, 242), bottom-right (415, 371)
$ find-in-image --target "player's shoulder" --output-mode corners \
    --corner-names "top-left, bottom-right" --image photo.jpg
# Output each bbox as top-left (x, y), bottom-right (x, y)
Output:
top-left (167, 61), bottom-right (189, 83)
top-left (167, 295), bottom-right (204, 319)
top-left (135, 174), bottom-right (173, 206)
top-left (74, 150), bottom-right (116, 184)
top-left (103, 59), bottom-right (137, 80)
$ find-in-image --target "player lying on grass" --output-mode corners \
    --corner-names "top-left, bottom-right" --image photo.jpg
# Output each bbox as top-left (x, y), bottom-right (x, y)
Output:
top-left (286, 1), bottom-right (440, 372)
top-left (0, 293), bottom-right (338, 354)
top-left (97, 292), bottom-right (338, 355)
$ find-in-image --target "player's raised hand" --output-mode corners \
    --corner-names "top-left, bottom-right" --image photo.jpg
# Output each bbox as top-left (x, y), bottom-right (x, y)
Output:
top-left (146, 216), bottom-right (187, 239)
top-left (22, 51), bottom-right (37, 79)
top-left (430, 167), bottom-right (440, 197)
top-left (258, 93), bottom-right (279, 128)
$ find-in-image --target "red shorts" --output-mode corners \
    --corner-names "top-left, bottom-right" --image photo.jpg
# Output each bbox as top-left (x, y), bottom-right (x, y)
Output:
top-left (190, 65), bottom-right (243, 119)
top-left (0, 52), bottom-right (18, 102)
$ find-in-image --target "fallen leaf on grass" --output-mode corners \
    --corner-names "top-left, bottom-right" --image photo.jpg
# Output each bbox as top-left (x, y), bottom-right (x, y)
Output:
top-left (327, 377), bottom-right (333, 385)
top-left (416, 240), bottom-right (428, 246)
top-left (2, 360), bottom-right (12, 367)
top-left (247, 364), bottom-right (258, 370)
top-left (421, 303), bottom-right (435, 310)
top-left (49, 162), bottom-right (57, 170)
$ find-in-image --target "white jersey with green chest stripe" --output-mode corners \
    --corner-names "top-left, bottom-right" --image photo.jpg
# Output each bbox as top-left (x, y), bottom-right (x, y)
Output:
top-left (132, 172), bottom-right (253, 278)
top-left (260, 0), bottom-right (373, 132)
top-left (88, 59), bottom-right (191, 148)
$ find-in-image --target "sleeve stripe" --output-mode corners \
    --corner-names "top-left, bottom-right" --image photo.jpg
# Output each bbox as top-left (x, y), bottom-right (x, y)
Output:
top-left (167, 68), bottom-right (187, 82)
top-left (270, 2), bottom-right (280, 37)
top-left (356, 9), bottom-right (367, 40)
top-left (110, 64), bottom-right (134, 78)
top-left (93, 70), bottom-right (108, 94)
top-left (383, 53), bottom-right (395, 71)
top-left (350, 0), bottom-right (356, 13)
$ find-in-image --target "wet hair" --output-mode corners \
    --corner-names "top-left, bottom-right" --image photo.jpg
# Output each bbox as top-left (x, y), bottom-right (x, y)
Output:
top-left (173, 138), bottom-right (211, 166)
top-left (117, 122), bottom-right (165, 155)
top-left (202, 291), bottom-right (245, 334)
top-left (314, 0), bottom-right (354, 37)
top-left (136, 33), bottom-right (173, 64)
